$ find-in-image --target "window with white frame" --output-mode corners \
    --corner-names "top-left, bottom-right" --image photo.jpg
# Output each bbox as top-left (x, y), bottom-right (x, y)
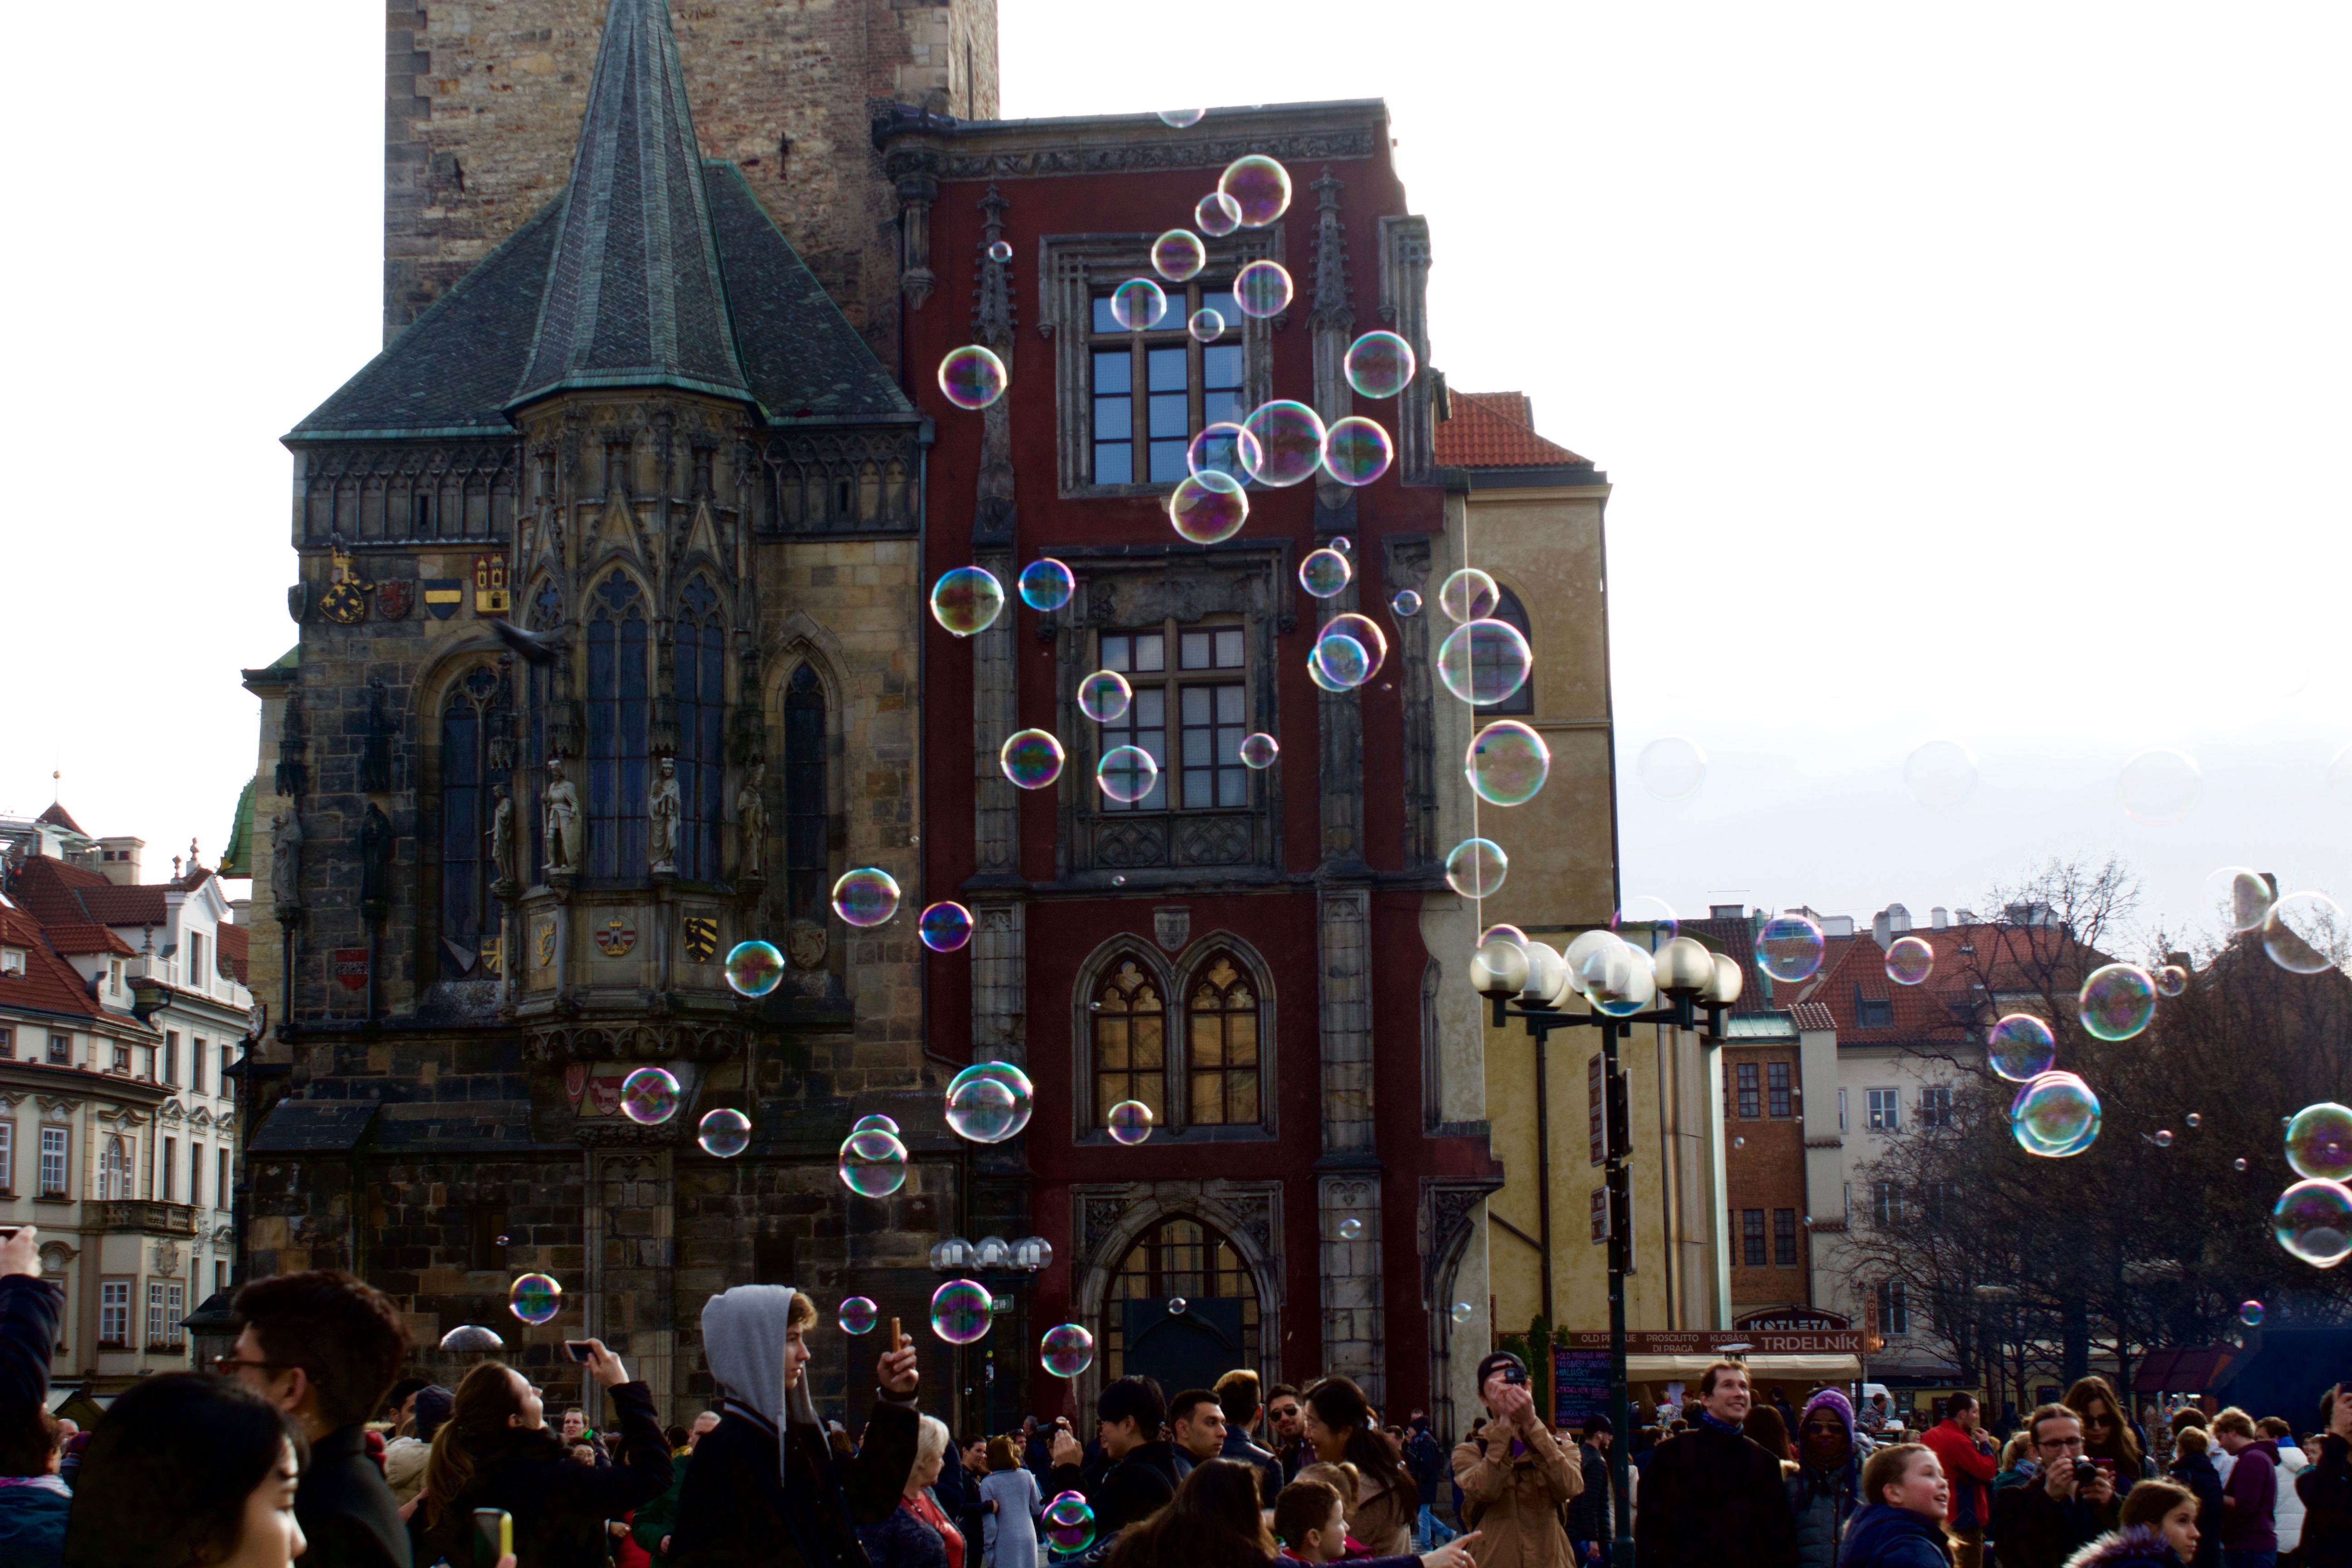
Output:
top-left (188, 932), bottom-right (206, 992)
top-left (1872, 1179), bottom-right (1904, 1228)
top-left (39, 1127), bottom-right (67, 1198)
top-left (1920, 1084), bottom-right (1954, 1128)
top-left (1867, 1087), bottom-right (1901, 1131)
top-left (99, 1280), bottom-right (128, 1347)
top-left (1088, 284), bottom-right (1247, 485)
top-left (0, 1029), bottom-right (11, 1061)
top-left (46, 1036), bottom-right (69, 1066)
top-left (0, 1122), bottom-right (14, 1193)
top-left (147, 1281), bottom-right (183, 1348)
top-left (1877, 1278), bottom-right (1910, 1336)
top-left (98, 1137), bottom-right (129, 1202)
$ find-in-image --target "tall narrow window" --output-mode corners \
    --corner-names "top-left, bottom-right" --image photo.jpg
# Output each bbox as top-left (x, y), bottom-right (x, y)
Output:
top-left (675, 577), bottom-right (727, 882)
top-left (1768, 1061), bottom-right (1792, 1118)
top-left (1092, 960), bottom-right (1166, 1127)
top-left (217, 1149), bottom-right (230, 1210)
top-left (1098, 633), bottom-right (1169, 813)
top-left (98, 1137), bottom-right (127, 1202)
top-left (782, 665), bottom-right (828, 922)
top-left (39, 1128), bottom-right (66, 1197)
top-left (1774, 1208), bottom-right (1799, 1265)
top-left (1088, 284), bottom-right (1245, 485)
top-left (1735, 1062), bottom-right (1759, 1119)
top-left (1877, 1278), bottom-right (1910, 1335)
top-left (586, 573), bottom-right (650, 877)
top-left (192, 1040), bottom-right (206, 1095)
top-left (1741, 1209), bottom-right (1766, 1267)
top-left (190, 1142), bottom-right (204, 1208)
top-left (98, 1282), bottom-right (127, 1347)
top-left (1098, 622), bottom-right (1250, 814)
top-left (187, 933), bottom-right (206, 991)
top-left (1487, 586), bottom-right (1535, 717)
top-left (0, 1122), bottom-right (15, 1193)
top-left (525, 577), bottom-right (563, 880)
top-left (163, 1032), bottom-right (179, 1087)
top-left (1177, 630), bottom-right (1247, 808)
top-left (161, 1137), bottom-right (175, 1202)
top-left (1185, 955), bottom-right (1260, 1126)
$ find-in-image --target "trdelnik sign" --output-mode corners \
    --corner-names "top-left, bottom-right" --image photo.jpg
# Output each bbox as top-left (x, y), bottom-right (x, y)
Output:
top-left (1565, 1327), bottom-right (1864, 1355)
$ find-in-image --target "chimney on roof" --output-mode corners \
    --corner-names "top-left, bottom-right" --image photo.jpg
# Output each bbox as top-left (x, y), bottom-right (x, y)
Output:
top-left (228, 898), bottom-right (250, 929)
top-left (1955, 908), bottom-right (1976, 925)
top-left (1871, 904), bottom-right (1914, 951)
top-left (96, 837), bottom-right (143, 887)
top-left (1819, 915), bottom-right (1855, 938)
top-left (1931, 906), bottom-right (1950, 930)
top-left (1710, 904), bottom-right (1744, 920)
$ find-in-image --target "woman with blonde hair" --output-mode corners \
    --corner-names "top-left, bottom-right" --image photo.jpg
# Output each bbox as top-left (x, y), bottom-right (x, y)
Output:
top-left (978, 1434), bottom-right (1042, 1568)
top-left (860, 1415), bottom-right (966, 1568)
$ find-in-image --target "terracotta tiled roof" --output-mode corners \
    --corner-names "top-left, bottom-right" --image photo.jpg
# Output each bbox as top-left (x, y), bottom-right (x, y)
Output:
top-left (0, 906), bottom-right (105, 1023)
top-left (11, 858), bottom-right (168, 930)
top-left (1798, 921), bottom-right (2116, 1046)
top-left (40, 925), bottom-right (136, 959)
top-left (1790, 1002), bottom-right (1837, 1032)
top-left (217, 922), bottom-right (249, 983)
top-left (1433, 390), bottom-right (1590, 470)
top-left (34, 804), bottom-right (84, 836)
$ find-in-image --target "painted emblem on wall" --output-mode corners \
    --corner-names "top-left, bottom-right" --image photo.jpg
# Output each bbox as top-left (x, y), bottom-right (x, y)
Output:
top-left (376, 581), bottom-right (415, 621)
top-left (681, 915), bottom-right (718, 963)
top-left (565, 1063), bottom-right (588, 1107)
top-left (474, 554), bottom-right (510, 614)
top-left (1153, 906), bottom-right (1191, 952)
top-left (422, 579), bottom-right (464, 619)
top-left (534, 919), bottom-right (557, 968)
top-left (480, 933), bottom-right (502, 977)
top-left (593, 917), bottom-right (637, 958)
top-left (319, 580), bottom-right (369, 625)
top-left (286, 583), bottom-right (310, 623)
top-left (333, 949), bottom-right (369, 992)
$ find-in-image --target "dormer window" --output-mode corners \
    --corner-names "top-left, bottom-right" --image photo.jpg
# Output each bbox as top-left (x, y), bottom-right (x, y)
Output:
top-left (0, 948), bottom-right (23, 978)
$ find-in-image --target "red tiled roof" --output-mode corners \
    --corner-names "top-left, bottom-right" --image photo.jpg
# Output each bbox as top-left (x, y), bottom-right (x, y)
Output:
top-left (11, 858), bottom-right (167, 931)
top-left (1433, 390), bottom-right (1590, 470)
top-left (40, 925), bottom-right (136, 959)
top-left (0, 906), bottom-right (105, 1024)
top-left (1790, 1002), bottom-right (1837, 1032)
top-left (1797, 921), bottom-right (2116, 1045)
top-left (34, 804), bottom-right (84, 836)
top-left (217, 922), bottom-right (249, 983)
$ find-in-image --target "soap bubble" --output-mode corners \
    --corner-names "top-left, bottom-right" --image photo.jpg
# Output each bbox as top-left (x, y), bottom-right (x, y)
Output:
top-left (947, 1062), bottom-right (1034, 1143)
top-left (440, 1324), bottom-right (504, 1353)
top-left (1754, 914), bottom-right (1826, 984)
top-left (2154, 1129), bottom-right (2174, 1147)
top-left (930, 566), bottom-right (1005, 637)
top-left (1107, 1100), bottom-right (1154, 1145)
top-left (1168, 470), bottom-right (1249, 544)
top-left (1584, 942), bottom-right (1659, 1018)
top-left (1450, 1301), bottom-right (1475, 1325)
top-left (1040, 1323), bottom-right (1095, 1378)
top-left (2274, 1178), bottom-right (2352, 1266)
top-left (2188, 1113), bottom-right (2203, 1127)
top-left (1097, 745), bottom-right (1161, 805)
top-left (2241, 1299), bottom-right (2265, 1326)
top-left (1299, 548), bottom-right (1352, 598)
top-left (1152, 229), bottom-right (1205, 283)
top-left (1187, 421), bottom-right (1260, 481)
top-left (1234, 260), bottom-right (1293, 319)
top-left (1159, 108), bottom-right (1206, 127)
top-left (930, 1278), bottom-right (995, 1345)
top-left (1310, 632), bottom-right (1371, 691)
top-left (1044, 1493), bottom-right (1098, 1554)
top-left (1240, 733), bottom-right (1279, 769)
top-left (987, 240), bottom-right (1013, 264)
top-left (2236, 1158), bottom-right (2250, 1171)
top-left (1904, 740), bottom-right (1978, 812)
top-left (1438, 568), bottom-right (1499, 623)
top-left (1000, 730), bottom-right (1066, 790)
top-left (1436, 619), bottom-right (1534, 707)
top-left (1218, 154), bottom-right (1292, 226)
top-left (2156, 964), bottom-right (2188, 997)
top-left (1986, 1014), bottom-right (2058, 1082)
top-left (621, 1067), bottom-right (681, 1125)
top-left (1018, 558), bottom-right (1076, 612)
top-left (1481, 924), bottom-right (1530, 950)
top-left (2117, 748), bottom-right (2201, 823)
top-left (937, 346), bottom-right (1008, 411)
top-left (724, 940), bottom-right (785, 998)
top-left (1446, 838), bottom-right (1508, 899)
top-left (1467, 721), bottom-right (1551, 807)
top-left (1338, 1216), bottom-right (1363, 1240)
top-left (1331, 536), bottom-right (1352, 553)
top-left (1242, 401), bottom-right (1327, 487)
top-left (1391, 589), bottom-right (1423, 617)
top-left (1611, 897), bottom-right (1680, 946)
top-left (2287, 1103), bottom-right (2352, 1181)
top-left (1885, 936), bottom-right (1935, 986)
top-left (1322, 612), bottom-right (1388, 676)
top-left (2011, 1072), bottom-right (2102, 1158)
top-left (2202, 867), bottom-right (2277, 932)
top-left (837, 1129), bottom-right (909, 1197)
top-left (838, 1296), bottom-right (878, 1335)
top-left (2079, 963), bottom-right (2158, 1041)
top-left (919, 902), bottom-right (974, 953)
top-left (1110, 277), bottom-right (1168, 332)
top-left (1637, 737), bottom-right (1708, 800)
top-left (696, 1107), bottom-right (751, 1157)
top-left (508, 1273), bottom-right (562, 1325)
top-left (946, 1075), bottom-right (1022, 1143)
top-left (1345, 331), bottom-right (1418, 399)
top-left (851, 1114), bottom-right (900, 1137)
top-left (1078, 671), bottom-right (1133, 725)
top-left (1321, 417), bottom-right (1393, 486)
top-left (1188, 308), bottom-right (1225, 343)
top-left (831, 867), bottom-right (902, 928)
top-left (1167, 1297), bottom-right (1188, 1315)
top-left (1195, 191), bottom-right (1241, 237)
top-left (2265, 892), bottom-right (2349, 975)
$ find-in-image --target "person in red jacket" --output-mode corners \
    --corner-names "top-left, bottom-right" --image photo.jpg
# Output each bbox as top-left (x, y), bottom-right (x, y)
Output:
top-left (1921, 1394), bottom-right (2000, 1568)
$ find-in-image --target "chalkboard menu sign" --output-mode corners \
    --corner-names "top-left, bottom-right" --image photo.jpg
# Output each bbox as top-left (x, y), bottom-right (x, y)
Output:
top-left (1553, 1345), bottom-right (1615, 1430)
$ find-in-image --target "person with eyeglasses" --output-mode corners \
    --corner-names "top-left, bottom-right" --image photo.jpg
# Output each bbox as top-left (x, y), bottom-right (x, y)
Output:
top-left (1989, 1406), bottom-right (2120, 1568)
top-left (2067, 1379), bottom-right (2153, 1488)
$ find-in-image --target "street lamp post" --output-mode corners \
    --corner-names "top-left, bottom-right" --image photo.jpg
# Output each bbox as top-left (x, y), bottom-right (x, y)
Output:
top-left (1476, 932), bottom-right (1742, 1568)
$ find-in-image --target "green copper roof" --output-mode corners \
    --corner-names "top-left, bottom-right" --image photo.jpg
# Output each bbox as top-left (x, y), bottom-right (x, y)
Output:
top-left (220, 778), bottom-right (257, 879)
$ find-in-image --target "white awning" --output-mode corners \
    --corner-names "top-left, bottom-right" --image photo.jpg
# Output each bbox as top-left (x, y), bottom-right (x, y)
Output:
top-left (1627, 1352), bottom-right (1862, 1384)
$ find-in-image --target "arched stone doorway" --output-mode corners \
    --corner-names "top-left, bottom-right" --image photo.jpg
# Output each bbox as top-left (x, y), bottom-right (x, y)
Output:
top-left (1103, 1214), bottom-right (1262, 1396)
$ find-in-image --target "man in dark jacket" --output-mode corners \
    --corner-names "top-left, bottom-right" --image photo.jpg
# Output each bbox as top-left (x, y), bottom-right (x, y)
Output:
top-left (0, 1227), bottom-right (69, 1564)
top-left (1632, 1362), bottom-right (1797, 1568)
top-left (1991, 1405), bottom-right (2120, 1568)
top-left (2215, 1408), bottom-right (2279, 1568)
top-left (1047, 1376), bottom-right (1181, 1545)
top-left (227, 1268), bottom-right (414, 1568)
top-left (1269, 1383), bottom-right (1310, 1483)
top-left (2298, 1385), bottom-right (2352, 1568)
top-left (1215, 1368), bottom-right (1284, 1506)
top-left (1566, 1416), bottom-right (1613, 1564)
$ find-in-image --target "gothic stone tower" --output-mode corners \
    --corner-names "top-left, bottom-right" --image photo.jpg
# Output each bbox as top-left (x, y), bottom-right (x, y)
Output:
top-left (249, 0), bottom-right (954, 1422)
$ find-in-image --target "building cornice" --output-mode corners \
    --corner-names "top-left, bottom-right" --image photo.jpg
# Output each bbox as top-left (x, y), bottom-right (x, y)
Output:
top-left (877, 100), bottom-right (1389, 184)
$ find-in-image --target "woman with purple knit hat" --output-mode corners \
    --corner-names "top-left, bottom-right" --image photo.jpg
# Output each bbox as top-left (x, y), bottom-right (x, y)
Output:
top-left (1791, 1391), bottom-right (1865, 1568)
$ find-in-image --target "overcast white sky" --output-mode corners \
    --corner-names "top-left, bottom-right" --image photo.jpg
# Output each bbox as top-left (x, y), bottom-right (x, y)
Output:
top-left (4, 2), bottom-right (2345, 951)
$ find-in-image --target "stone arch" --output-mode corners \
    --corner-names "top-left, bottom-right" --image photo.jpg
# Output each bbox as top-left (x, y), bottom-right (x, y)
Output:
top-left (1068, 1184), bottom-right (1284, 1419)
top-left (1165, 932), bottom-right (1277, 1135)
top-left (1068, 937), bottom-right (1179, 1139)
top-left (1475, 570), bottom-right (1538, 718)
top-left (764, 632), bottom-right (849, 931)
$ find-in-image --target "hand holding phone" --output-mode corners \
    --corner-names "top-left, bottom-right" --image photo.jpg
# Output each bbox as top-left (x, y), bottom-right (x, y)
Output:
top-left (564, 1341), bottom-right (593, 1363)
top-left (473, 1507), bottom-right (512, 1568)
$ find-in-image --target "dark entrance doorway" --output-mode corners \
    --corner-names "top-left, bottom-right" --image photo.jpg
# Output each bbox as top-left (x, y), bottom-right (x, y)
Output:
top-left (1102, 1215), bottom-right (1262, 1392)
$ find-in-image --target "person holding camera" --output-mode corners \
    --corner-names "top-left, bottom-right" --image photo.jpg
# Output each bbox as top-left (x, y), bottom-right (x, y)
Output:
top-left (1989, 1406), bottom-right (2121, 1568)
top-left (1449, 1352), bottom-right (1580, 1568)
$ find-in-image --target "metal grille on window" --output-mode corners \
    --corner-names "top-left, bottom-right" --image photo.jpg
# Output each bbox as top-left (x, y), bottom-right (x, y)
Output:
top-left (1098, 634), bottom-right (1168, 813)
top-left (1101, 1215), bottom-right (1259, 1382)
top-left (1186, 956), bottom-right (1259, 1126)
top-left (1089, 285), bottom-right (1248, 487)
top-left (587, 573), bottom-right (650, 877)
top-left (1093, 960), bottom-right (1166, 1125)
top-left (783, 665), bottom-right (828, 921)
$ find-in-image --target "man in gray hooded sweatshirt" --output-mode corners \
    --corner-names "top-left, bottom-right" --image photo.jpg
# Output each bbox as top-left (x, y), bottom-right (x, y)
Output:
top-left (668, 1285), bottom-right (921, 1568)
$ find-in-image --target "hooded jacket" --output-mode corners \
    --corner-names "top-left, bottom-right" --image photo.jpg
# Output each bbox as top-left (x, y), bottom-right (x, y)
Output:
top-left (2220, 1438), bottom-right (2278, 1552)
top-left (1837, 1504), bottom-right (1955, 1568)
top-left (1448, 1419), bottom-right (1581, 1568)
top-left (666, 1286), bottom-right (920, 1568)
top-left (2059, 1525), bottom-right (2186, 1568)
top-left (1790, 1391), bottom-right (1863, 1568)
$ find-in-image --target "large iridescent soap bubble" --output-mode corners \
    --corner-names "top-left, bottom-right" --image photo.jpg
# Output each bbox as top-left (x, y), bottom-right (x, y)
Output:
top-left (1096, 746), bottom-right (1160, 805)
top-left (1242, 401), bottom-right (1326, 488)
top-left (1078, 670), bottom-right (1133, 724)
top-left (837, 1128), bottom-right (909, 1196)
top-left (2287, 1103), bottom-right (2352, 1182)
top-left (2078, 964), bottom-right (2157, 1041)
top-left (1107, 1100), bottom-right (1155, 1146)
top-left (1467, 721), bottom-right (1550, 807)
top-left (509, 1273), bottom-right (563, 1325)
top-left (1044, 1493), bottom-right (1098, 1554)
top-left (724, 940), bottom-right (785, 997)
top-left (937, 346), bottom-right (1008, 411)
top-left (1218, 155), bottom-right (1292, 226)
top-left (2011, 1072), bottom-right (2102, 1158)
top-left (1391, 589), bottom-right (1423, 618)
top-left (1000, 730), bottom-right (1066, 790)
top-left (2265, 892), bottom-right (2349, 976)
top-left (1322, 612), bottom-right (1388, 678)
top-left (621, 1067), bottom-right (681, 1125)
top-left (1109, 277), bottom-right (1168, 332)
top-left (2202, 866), bottom-right (2276, 932)
top-left (696, 1108), bottom-right (751, 1157)
top-left (946, 1074), bottom-right (1022, 1143)
top-left (1040, 1323), bottom-right (1095, 1377)
top-left (838, 1296), bottom-right (879, 1335)
top-left (831, 867), bottom-right (902, 927)
top-left (930, 1278), bottom-right (995, 1344)
top-left (930, 567), bottom-right (1004, 637)
top-left (1151, 229), bottom-right (1205, 283)
top-left (1195, 191), bottom-right (1241, 237)
top-left (1239, 733), bottom-right (1279, 769)
top-left (1446, 838), bottom-right (1508, 899)
top-left (850, 1113), bottom-right (900, 1137)
top-left (1017, 558), bottom-right (1075, 612)
top-left (1187, 422), bottom-right (1259, 481)
top-left (2274, 1177), bottom-right (2352, 1266)
top-left (946, 1061), bottom-right (1034, 1143)
top-left (1298, 549), bottom-right (1352, 598)
top-left (1885, 936), bottom-right (1935, 986)
top-left (1435, 619), bottom-right (1533, 707)
top-left (1310, 633), bottom-right (1371, 691)
top-left (441, 1323), bottom-right (505, 1353)
top-left (1168, 470), bottom-right (1248, 544)
top-left (1188, 308), bottom-right (1225, 343)
top-left (1345, 331), bottom-right (1417, 399)
top-left (919, 902), bottom-right (974, 953)
top-left (1753, 913), bottom-right (1826, 985)
top-left (1234, 260), bottom-right (1293, 319)
top-left (1986, 1013), bottom-right (2057, 1082)
top-left (1321, 418), bottom-right (1393, 486)
top-left (1437, 568), bottom-right (1499, 623)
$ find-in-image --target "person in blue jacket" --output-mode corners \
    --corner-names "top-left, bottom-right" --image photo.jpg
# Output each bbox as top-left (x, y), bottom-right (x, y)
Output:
top-left (1840, 1443), bottom-right (1956, 1568)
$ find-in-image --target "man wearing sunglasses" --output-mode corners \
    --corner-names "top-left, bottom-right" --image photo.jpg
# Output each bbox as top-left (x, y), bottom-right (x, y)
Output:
top-left (1990, 1405), bottom-right (2120, 1568)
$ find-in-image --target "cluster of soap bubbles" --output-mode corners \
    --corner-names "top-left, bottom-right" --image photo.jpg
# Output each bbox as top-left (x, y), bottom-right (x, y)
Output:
top-left (2201, 866), bottom-right (2350, 977)
top-left (945, 1062), bottom-right (1035, 1145)
top-left (838, 1122), bottom-right (910, 1198)
top-left (2271, 1102), bottom-right (2352, 1268)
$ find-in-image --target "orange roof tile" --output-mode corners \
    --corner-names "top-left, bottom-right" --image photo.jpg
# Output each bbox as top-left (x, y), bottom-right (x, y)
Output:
top-left (1434, 390), bottom-right (1590, 470)
top-left (40, 925), bottom-right (136, 959)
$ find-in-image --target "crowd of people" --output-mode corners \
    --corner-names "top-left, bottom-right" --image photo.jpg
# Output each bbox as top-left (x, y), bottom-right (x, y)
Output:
top-left (4, 1226), bottom-right (2351, 1568)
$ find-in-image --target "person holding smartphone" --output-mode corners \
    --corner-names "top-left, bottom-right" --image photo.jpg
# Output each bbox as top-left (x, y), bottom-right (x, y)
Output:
top-left (1448, 1352), bottom-right (1581, 1568)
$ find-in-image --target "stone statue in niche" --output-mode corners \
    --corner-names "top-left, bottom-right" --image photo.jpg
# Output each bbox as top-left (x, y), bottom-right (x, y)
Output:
top-left (544, 758), bottom-right (581, 875)
top-left (647, 757), bottom-right (681, 875)
top-left (487, 783), bottom-right (516, 889)
top-left (734, 760), bottom-right (768, 877)
top-left (786, 920), bottom-right (828, 970)
top-left (268, 810), bottom-right (302, 909)
top-left (359, 804), bottom-right (394, 911)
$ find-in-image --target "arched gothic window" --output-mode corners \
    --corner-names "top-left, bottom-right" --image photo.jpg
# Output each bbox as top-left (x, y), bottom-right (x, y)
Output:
top-left (1186, 954), bottom-right (1260, 1126)
top-left (586, 573), bottom-right (650, 877)
top-left (1488, 585), bottom-right (1534, 716)
top-left (1102, 1215), bottom-right (1260, 1385)
top-left (782, 664), bottom-right (828, 921)
top-left (438, 666), bottom-right (505, 972)
top-left (98, 1136), bottom-right (128, 1202)
top-left (675, 578), bottom-right (726, 882)
top-left (1092, 960), bottom-right (1166, 1127)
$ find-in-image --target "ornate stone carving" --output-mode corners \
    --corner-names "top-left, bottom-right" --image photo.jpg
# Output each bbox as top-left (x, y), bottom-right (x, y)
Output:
top-left (785, 920), bottom-right (828, 970)
top-left (1095, 822), bottom-right (1168, 869)
top-left (269, 809), bottom-right (303, 910)
top-left (523, 1021), bottom-right (745, 1063)
top-left (647, 758), bottom-right (681, 874)
top-left (543, 757), bottom-right (581, 875)
top-left (733, 760), bottom-right (768, 877)
top-left (1176, 817), bottom-right (1251, 867)
top-left (358, 804), bottom-right (395, 913)
top-left (942, 128), bottom-right (1378, 183)
top-left (487, 784), bottom-right (516, 888)
top-left (1152, 907), bottom-right (1191, 952)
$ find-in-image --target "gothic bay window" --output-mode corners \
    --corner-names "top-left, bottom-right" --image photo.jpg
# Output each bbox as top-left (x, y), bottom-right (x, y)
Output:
top-left (586, 572), bottom-right (651, 877)
top-left (1486, 585), bottom-right (1535, 717)
top-left (675, 577), bottom-right (726, 882)
top-left (1098, 623), bottom-right (1248, 813)
top-left (440, 665), bottom-right (504, 970)
top-left (1092, 960), bottom-right (1166, 1125)
top-left (1089, 285), bottom-right (1246, 485)
top-left (1186, 955), bottom-right (1259, 1125)
top-left (783, 665), bottom-right (828, 921)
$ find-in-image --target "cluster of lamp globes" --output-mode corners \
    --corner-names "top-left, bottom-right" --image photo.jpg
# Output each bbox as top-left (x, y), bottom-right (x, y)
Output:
top-left (1470, 928), bottom-right (1744, 1016)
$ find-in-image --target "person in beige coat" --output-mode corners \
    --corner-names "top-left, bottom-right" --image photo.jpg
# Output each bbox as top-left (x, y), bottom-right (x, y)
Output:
top-left (1452, 1352), bottom-right (1583, 1568)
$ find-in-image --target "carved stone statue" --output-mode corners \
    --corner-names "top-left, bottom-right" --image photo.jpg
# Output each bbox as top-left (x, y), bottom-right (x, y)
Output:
top-left (786, 919), bottom-right (828, 971)
top-left (544, 758), bottom-right (581, 875)
top-left (268, 810), bottom-right (302, 908)
top-left (359, 804), bottom-right (394, 910)
top-left (647, 757), bottom-right (681, 875)
top-left (487, 783), bottom-right (515, 887)
top-left (734, 760), bottom-right (768, 877)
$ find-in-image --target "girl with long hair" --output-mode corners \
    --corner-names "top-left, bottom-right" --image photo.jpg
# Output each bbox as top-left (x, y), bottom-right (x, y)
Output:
top-left (1303, 1378), bottom-right (1415, 1556)
top-left (2067, 1377), bottom-right (2151, 1485)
